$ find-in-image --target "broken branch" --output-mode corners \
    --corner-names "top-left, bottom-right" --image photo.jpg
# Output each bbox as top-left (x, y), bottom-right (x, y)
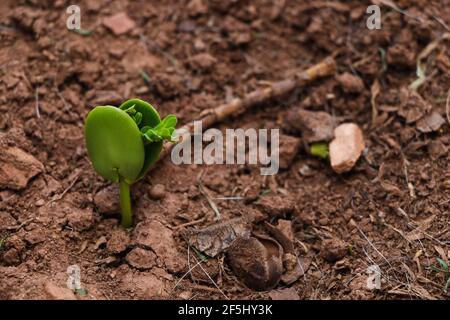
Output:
top-left (160, 57), bottom-right (336, 159)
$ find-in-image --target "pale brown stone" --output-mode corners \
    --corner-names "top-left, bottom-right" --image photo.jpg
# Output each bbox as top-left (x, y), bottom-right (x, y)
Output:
top-left (103, 12), bottom-right (135, 35)
top-left (0, 146), bottom-right (43, 190)
top-left (329, 123), bottom-right (365, 173)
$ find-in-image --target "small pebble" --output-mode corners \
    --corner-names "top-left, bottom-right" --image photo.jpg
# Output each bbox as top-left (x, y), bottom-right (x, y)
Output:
top-left (148, 184), bottom-right (166, 200)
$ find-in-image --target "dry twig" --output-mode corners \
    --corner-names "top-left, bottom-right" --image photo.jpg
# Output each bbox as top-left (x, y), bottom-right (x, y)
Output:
top-left (160, 57), bottom-right (336, 159)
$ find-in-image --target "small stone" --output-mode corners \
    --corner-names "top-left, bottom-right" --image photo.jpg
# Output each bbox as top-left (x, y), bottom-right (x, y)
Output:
top-left (298, 164), bottom-right (314, 177)
top-left (122, 271), bottom-right (170, 298)
top-left (24, 229), bottom-right (46, 245)
top-left (126, 247), bottom-right (157, 270)
top-left (321, 238), bottom-right (348, 263)
top-left (107, 229), bottom-right (130, 254)
top-left (276, 135), bottom-right (301, 169)
top-left (94, 185), bottom-right (120, 214)
top-left (254, 195), bottom-right (295, 218)
top-left (286, 109), bottom-right (334, 143)
top-left (35, 199), bottom-right (45, 207)
top-left (44, 281), bottom-right (77, 300)
top-left (329, 123), bottom-right (365, 174)
top-left (179, 291), bottom-right (192, 299)
top-left (148, 184), bottom-right (166, 200)
top-left (189, 53), bottom-right (217, 71)
top-left (337, 72), bottom-right (365, 94)
top-left (0, 147), bottom-right (44, 190)
top-left (103, 12), bottom-right (135, 35)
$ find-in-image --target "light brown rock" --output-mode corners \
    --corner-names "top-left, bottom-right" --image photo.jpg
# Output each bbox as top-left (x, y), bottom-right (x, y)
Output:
top-left (0, 146), bottom-right (43, 190)
top-left (337, 72), bottom-right (365, 94)
top-left (126, 247), bottom-right (157, 270)
top-left (94, 185), bottom-right (119, 214)
top-left (329, 123), bottom-right (365, 173)
top-left (103, 12), bottom-right (135, 35)
top-left (44, 281), bottom-right (77, 300)
top-left (133, 220), bottom-right (186, 273)
top-left (107, 228), bottom-right (130, 254)
top-left (286, 109), bottom-right (334, 143)
top-left (148, 184), bottom-right (166, 200)
top-left (67, 208), bottom-right (94, 231)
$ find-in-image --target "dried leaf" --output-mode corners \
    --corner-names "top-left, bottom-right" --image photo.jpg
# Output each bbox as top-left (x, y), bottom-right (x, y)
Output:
top-left (416, 111), bottom-right (446, 133)
top-left (182, 217), bottom-right (250, 257)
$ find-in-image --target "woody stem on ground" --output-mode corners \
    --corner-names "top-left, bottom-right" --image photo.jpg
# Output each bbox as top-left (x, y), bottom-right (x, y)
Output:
top-left (160, 56), bottom-right (337, 159)
top-left (119, 179), bottom-right (132, 228)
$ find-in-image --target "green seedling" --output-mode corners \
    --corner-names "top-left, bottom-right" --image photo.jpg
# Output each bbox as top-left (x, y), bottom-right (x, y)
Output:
top-left (428, 258), bottom-right (450, 293)
top-left (85, 98), bottom-right (177, 228)
top-left (310, 142), bottom-right (329, 159)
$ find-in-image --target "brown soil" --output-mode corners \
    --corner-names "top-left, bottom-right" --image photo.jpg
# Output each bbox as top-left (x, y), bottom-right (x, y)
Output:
top-left (1, 0), bottom-right (449, 300)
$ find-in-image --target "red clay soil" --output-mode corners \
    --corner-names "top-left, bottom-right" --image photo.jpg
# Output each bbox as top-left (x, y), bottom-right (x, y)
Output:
top-left (0, 0), bottom-right (449, 300)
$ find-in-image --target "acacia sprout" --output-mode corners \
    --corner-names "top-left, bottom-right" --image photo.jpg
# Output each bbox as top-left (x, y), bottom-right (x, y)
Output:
top-left (85, 98), bottom-right (177, 228)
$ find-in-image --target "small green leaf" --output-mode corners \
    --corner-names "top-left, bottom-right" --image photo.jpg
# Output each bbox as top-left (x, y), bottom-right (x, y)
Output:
top-left (75, 288), bottom-right (88, 296)
top-left (134, 112), bottom-right (143, 126)
top-left (436, 258), bottom-right (449, 272)
top-left (310, 142), bottom-right (330, 159)
top-left (140, 70), bottom-right (151, 83)
top-left (161, 114), bottom-right (177, 128)
top-left (71, 28), bottom-right (92, 36)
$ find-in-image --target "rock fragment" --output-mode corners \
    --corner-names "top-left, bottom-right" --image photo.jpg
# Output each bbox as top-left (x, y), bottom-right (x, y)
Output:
top-left (321, 238), bottom-right (348, 263)
top-left (126, 247), bottom-right (157, 270)
top-left (133, 220), bottom-right (186, 273)
top-left (148, 184), bottom-right (166, 200)
top-left (329, 123), bottom-right (365, 173)
top-left (44, 281), bottom-right (77, 300)
top-left (67, 208), bottom-right (94, 231)
top-left (103, 12), bottom-right (135, 35)
top-left (337, 72), bottom-right (365, 94)
top-left (254, 195), bottom-right (295, 218)
top-left (0, 147), bottom-right (43, 190)
top-left (94, 185), bottom-right (120, 214)
top-left (189, 53), bottom-right (217, 71)
top-left (286, 109), bottom-right (334, 143)
top-left (107, 228), bottom-right (130, 254)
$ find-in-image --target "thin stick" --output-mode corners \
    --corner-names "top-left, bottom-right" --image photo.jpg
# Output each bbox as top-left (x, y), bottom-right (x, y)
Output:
top-left (160, 57), bottom-right (336, 159)
top-left (46, 172), bottom-right (80, 205)
top-left (446, 88), bottom-right (450, 124)
top-left (35, 87), bottom-right (41, 119)
top-left (173, 217), bottom-right (206, 230)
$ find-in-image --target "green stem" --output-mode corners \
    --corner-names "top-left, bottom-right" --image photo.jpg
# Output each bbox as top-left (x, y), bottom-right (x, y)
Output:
top-left (119, 180), bottom-right (132, 228)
